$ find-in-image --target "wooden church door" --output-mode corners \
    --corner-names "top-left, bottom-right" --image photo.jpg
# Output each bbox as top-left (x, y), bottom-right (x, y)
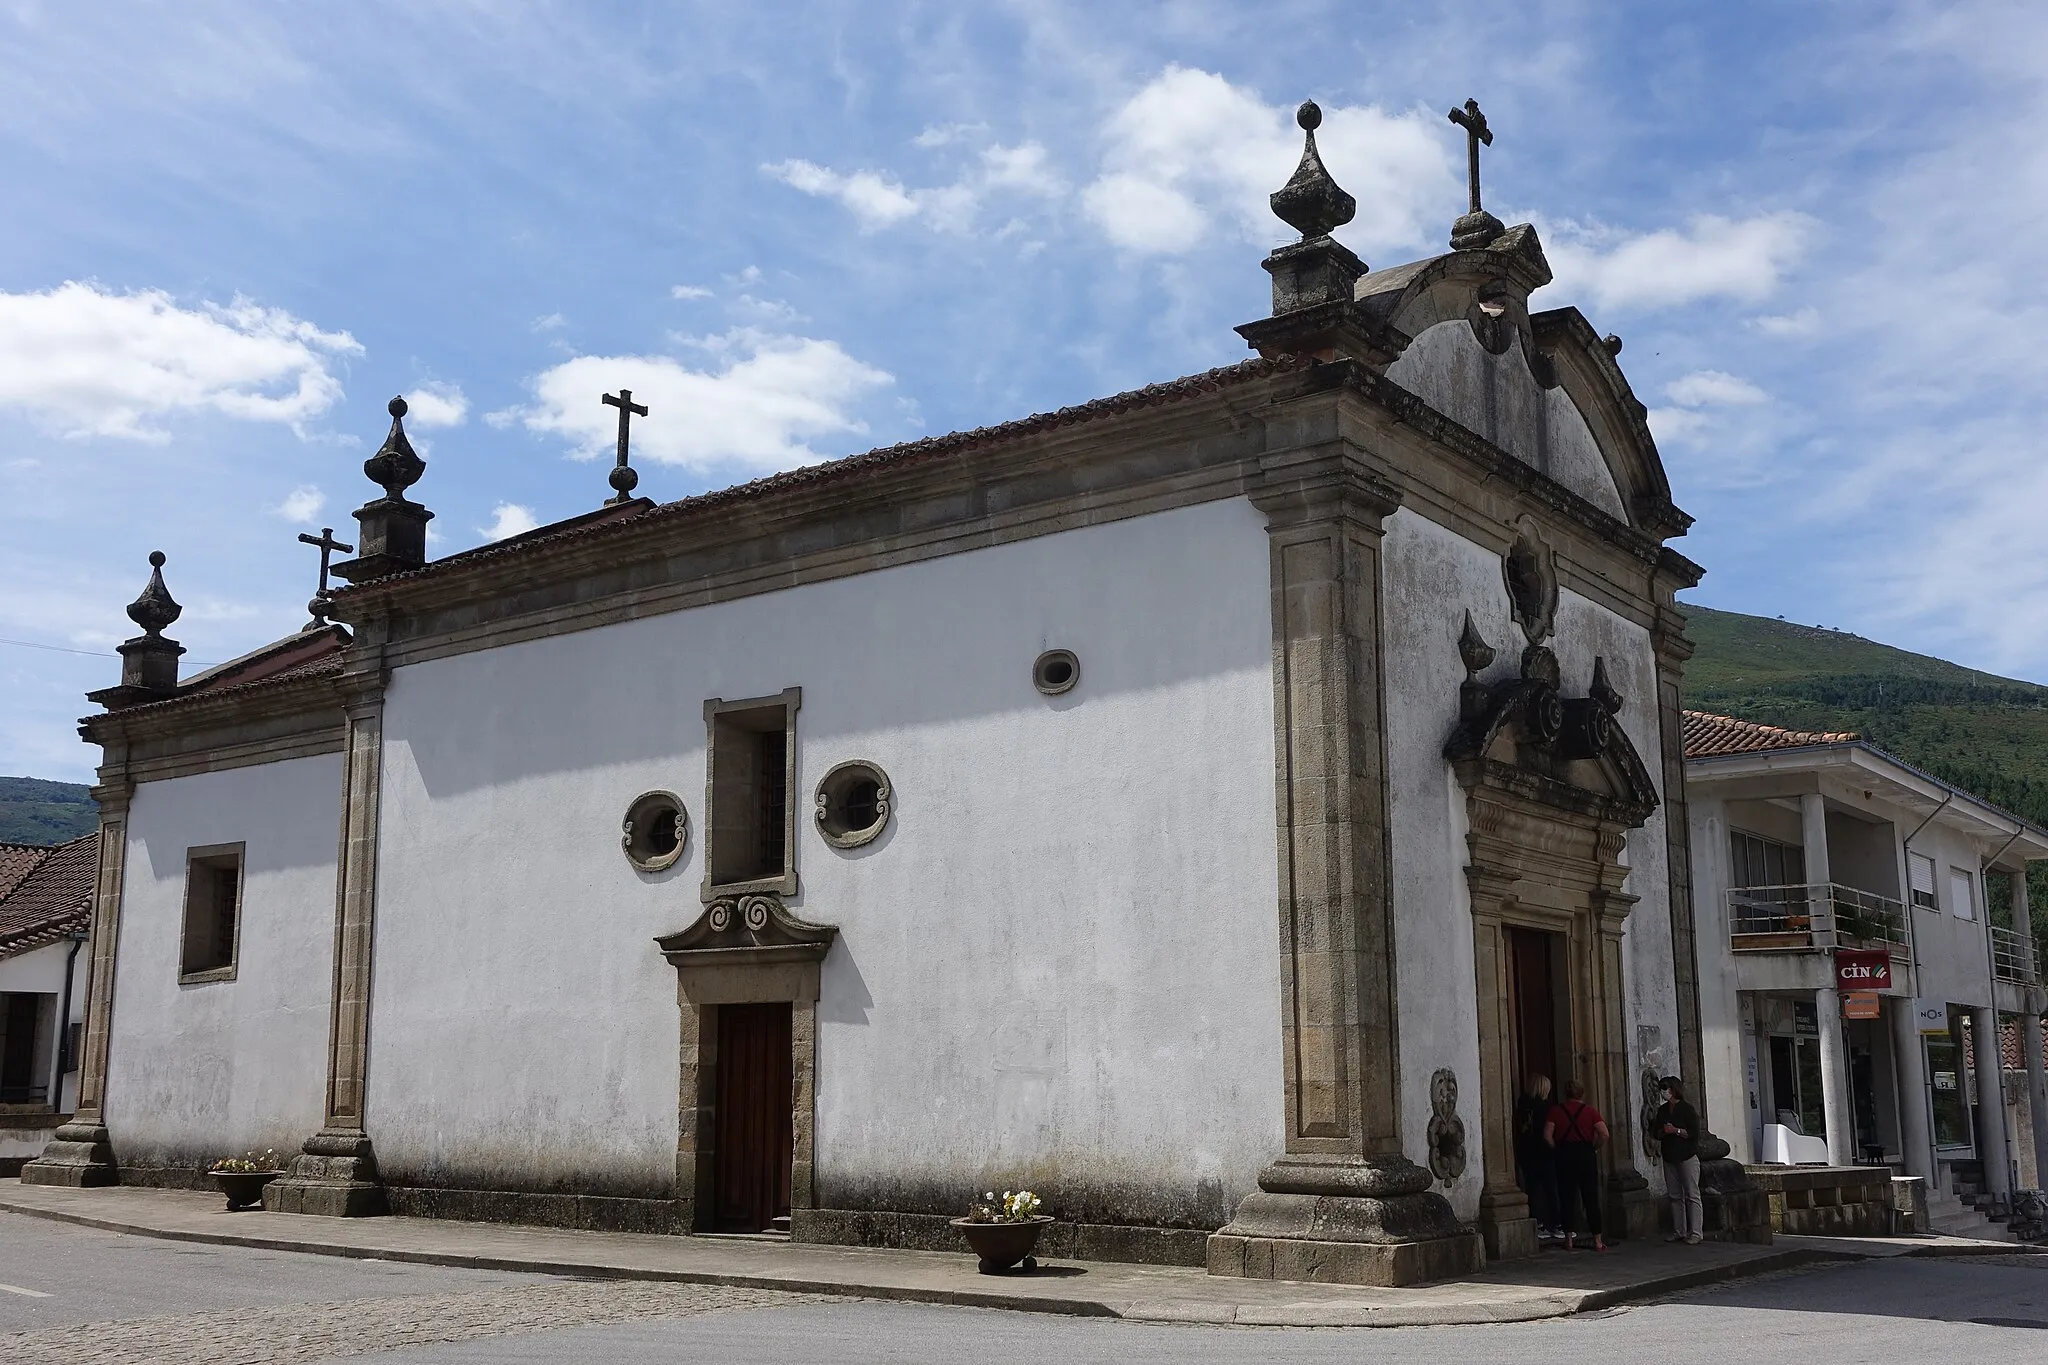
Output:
top-left (712, 1002), bottom-right (794, 1233)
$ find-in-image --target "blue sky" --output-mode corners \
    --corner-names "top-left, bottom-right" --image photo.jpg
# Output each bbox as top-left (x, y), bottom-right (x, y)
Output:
top-left (3, 1), bottom-right (2043, 782)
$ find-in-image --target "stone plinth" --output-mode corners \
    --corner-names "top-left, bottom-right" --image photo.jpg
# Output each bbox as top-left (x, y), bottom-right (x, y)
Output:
top-left (1699, 1158), bottom-right (1772, 1243)
top-left (1206, 1158), bottom-right (1486, 1287)
top-left (1745, 1164), bottom-right (1894, 1237)
top-left (18, 1118), bottom-right (117, 1188)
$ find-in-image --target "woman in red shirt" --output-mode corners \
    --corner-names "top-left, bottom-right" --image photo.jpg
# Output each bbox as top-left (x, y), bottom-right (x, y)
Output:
top-left (1543, 1077), bottom-right (1609, 1252)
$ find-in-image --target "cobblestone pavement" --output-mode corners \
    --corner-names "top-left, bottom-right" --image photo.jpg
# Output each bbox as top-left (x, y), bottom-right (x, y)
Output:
top-left (0, 1279), bottom-right (831, 1365)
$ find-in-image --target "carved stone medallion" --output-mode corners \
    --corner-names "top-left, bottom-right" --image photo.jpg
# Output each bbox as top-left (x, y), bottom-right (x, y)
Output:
top-left (1426, 1068), bottom-right (1468, 1184)
top-left (1502, 519), bottom-right (1558, 646)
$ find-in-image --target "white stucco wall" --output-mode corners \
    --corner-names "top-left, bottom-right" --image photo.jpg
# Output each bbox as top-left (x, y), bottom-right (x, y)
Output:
top-left (0, 937), bottom-right (87, 1112)
top-left (103, 755), bottom-right (341, 1169)
top-left (367, 496), bottom-right (1283, 1223)
top-left (1384, 321), bottom-right (1628, 521)
top-left (1383, 509), bottom-right (1674, 1214)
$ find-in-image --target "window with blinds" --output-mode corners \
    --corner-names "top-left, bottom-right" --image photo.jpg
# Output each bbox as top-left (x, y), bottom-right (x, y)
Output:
top-left (1908, 852), bottom-right (1937, 911)
top-left (1947, 866), bottom-right (1977, 921)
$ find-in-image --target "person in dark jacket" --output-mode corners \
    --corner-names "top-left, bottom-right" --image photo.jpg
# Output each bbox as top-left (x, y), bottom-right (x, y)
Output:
top-left (1654, 1075), bottom-right (1704, 1244)
top-left (1514, 1074), bottom-right (1560, 1244)
top-left (1544, 1077), bottom-right (1609, 1251)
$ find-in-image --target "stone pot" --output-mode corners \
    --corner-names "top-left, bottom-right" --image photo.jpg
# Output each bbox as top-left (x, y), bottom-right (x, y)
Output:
top-left (210, 1169), bottom-right (282, 1212)
top-left (949, 1215), bottom-right (1053, 1273)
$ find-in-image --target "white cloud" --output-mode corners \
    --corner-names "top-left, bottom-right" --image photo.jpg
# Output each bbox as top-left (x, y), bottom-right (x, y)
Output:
top-left (670, 285), bottom-right (713, 300)
top-left (274, 484), bottom-right (325, 524)
top-left (1645, 407), bottom-right (1708, 446)
top-left (516, 328), bottom-right (893, 478)
top-left (1545, 212), bottom-right (1812, 313)
top-left (1749, 307), bottom-right (1821, 336)
top-left (0, 281), bottom-right (361, 441)
top-left (1664, 370), bottom-right (1768, 407)
top-left (1081, 67), bottom-right (1456, 257)
top-left (532, 312), bottom-right (567, 332)
top-left (405, 380), bottom-right (468, 428)
top-left (763, 159), bottom-right (920, 228)
top-left (479, 503), bottom-right (540, 541)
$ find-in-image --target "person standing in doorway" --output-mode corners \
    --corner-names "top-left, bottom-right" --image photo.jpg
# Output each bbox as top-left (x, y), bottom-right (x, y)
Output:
top-left (1545, 1078), bottom-right (1609, 1251)
top-left (1655, 1075), bottom-right (1703, 1244)
top-left (1515, 1075), bottom-right (1560, 1244)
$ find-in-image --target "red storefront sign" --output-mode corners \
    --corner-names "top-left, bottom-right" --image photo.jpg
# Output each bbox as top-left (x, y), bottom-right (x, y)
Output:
top-left (1836, 948), bottom-right (1892, 990)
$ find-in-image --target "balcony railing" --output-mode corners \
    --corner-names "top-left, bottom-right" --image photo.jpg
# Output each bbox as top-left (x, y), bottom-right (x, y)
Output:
top-left (1992, 925), bottom-right (2038, 986)
top-left (1728, 883), bottom-right (1911, 956)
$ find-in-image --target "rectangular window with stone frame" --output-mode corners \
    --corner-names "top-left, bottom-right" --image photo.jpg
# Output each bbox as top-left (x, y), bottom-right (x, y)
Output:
top-left (702, 688), bottom-right (800, 899)
top-left (179, 843), bottom-right (244, 981)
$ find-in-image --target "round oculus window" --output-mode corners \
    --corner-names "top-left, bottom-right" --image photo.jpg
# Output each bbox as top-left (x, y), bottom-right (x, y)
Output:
top-left (1032, 648), bottom-right (1079, 696)
top-left (814, 760), bottom-right (892, 849)
top-left (621, 791), bottom-right (688, 872)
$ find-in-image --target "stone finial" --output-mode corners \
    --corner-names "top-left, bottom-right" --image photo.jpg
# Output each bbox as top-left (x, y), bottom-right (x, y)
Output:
top-left (1270, 101), bottom-right (1357, 240)
top-left (362, 397), bottom-right (425, 502)
top-left (94, 550), bottom-right (186, 703)
top-left (1457, 611), bottom-right (1495, 679)
top-left (126, 550), bottom-right (182, 638)
top-left (1590, 656), bottom-right (1623, 714)
top-left (333, 397), bottom-right (435, 584)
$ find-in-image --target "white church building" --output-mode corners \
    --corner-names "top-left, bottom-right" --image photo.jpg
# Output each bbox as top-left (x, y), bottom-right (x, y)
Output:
top-left (26, 103), bottom-right (1711, 1285)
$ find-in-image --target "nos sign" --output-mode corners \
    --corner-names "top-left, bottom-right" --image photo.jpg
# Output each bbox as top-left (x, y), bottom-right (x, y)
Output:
top-left (1835, 948), bottom-right (1892, 990)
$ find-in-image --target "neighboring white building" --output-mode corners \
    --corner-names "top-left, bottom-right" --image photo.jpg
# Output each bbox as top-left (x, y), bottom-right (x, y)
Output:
top-left (27, 112), bottom-right (1712, 1284)
top-left (0, 834), bottom-right (95, 1172)
top-left (1685, 712), bottom-right (2048, 1207)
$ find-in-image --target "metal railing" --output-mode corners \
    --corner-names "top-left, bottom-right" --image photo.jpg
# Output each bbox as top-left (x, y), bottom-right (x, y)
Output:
top-left (1728, 883), bottom-right (1911, 954)
top-left (1991, 925), bottom-right (2038, 986)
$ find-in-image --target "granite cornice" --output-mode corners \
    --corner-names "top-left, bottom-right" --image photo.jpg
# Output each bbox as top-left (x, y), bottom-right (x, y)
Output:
top-left (79, 672), bottom-right (345, 783)
top-left (332, 379), bottom-right (1292, 665)
top-left (1529, 308), bottom-right (1691, 541)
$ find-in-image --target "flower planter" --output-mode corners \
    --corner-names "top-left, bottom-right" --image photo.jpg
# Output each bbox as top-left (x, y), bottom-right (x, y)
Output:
top-left (210, 1170), bottom-right (283, 1212)
top-left (949, 1215), bottom-right (1053, 1274)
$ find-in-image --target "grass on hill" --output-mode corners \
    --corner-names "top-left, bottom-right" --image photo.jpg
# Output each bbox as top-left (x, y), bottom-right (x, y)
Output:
top-left (0, 776), bottom-right (98, 847)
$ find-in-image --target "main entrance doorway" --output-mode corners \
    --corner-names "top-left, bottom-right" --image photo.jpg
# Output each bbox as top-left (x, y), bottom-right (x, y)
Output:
top-left (712, 1002), bottom-right (794, 1233)
top-left (1503, 925), bottom-right (1568, 1097)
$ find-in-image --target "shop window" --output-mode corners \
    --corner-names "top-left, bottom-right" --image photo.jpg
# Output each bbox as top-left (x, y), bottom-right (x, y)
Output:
top-left (179, 843), bottom-right (244, 982)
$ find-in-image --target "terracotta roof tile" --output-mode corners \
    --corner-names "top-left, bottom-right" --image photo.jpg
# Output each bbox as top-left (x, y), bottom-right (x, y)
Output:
top-left (0, 842), bottom-right (49, 900)
top-left (1681, 710), bottom-right (1858, 760)
top-left (0, 831), bottom-right (96, 956)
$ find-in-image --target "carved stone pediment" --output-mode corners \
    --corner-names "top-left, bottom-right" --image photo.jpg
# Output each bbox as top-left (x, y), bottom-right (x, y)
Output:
top-left (1445, 637), bottom-right (1657, 830)
top-left (655, 893), bottom-right (837, 969)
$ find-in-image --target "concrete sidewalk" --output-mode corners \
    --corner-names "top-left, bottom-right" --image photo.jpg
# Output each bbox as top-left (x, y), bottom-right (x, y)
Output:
top-left (0, 1182), bottom-right (2027, 1328)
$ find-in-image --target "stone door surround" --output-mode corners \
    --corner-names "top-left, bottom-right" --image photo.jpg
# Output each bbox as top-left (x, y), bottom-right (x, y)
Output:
top-left (657, 892), bottom-right (835, 1234)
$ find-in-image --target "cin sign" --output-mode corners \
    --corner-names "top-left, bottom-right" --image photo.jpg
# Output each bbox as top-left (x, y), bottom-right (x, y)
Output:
top-left (1836, 948), bottom-right (1892, 990)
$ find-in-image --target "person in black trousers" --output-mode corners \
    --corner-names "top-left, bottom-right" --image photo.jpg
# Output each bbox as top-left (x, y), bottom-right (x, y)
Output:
top-left (1515, 1074), bottom-right (1560, 1244)
top-left (1545, 1077), bottom-right (1610, 1251)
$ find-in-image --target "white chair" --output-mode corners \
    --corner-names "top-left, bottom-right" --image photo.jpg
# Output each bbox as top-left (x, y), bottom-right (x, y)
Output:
top-left (1762, 1122), bottom-right (1830, 1165)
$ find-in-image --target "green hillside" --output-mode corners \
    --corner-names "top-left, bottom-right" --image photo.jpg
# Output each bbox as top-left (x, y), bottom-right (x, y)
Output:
top-left (0, 776), bottom-right (98, 846)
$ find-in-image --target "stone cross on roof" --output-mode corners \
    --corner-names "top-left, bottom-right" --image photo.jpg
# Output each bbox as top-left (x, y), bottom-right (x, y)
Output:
top-left (297, 526), bottom-right (355, 630)
top-left (1446, 98), bottom-right (1506, 251)
top-left (602, 388), bottom-right (648, 506)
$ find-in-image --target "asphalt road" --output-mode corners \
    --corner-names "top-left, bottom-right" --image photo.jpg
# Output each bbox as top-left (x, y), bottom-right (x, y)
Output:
top-left (3, 1210), bottom-right (2046, 1364)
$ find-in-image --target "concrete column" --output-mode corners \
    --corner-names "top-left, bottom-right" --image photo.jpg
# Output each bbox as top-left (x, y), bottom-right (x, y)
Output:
top-left (2013, 870), bottom-right (2048, 1190)
top-left (1971, 1005), bottom-right (2012, 1195)
top-left (1889, 996), bottom-right (1935, 1178)
top-left (1799, 791), bottom-right (1832, 891)
top-left (1815, 985), bottom-right (1856, 1165)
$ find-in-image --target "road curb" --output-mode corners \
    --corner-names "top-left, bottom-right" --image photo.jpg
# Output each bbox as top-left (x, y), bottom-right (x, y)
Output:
top-left (8, 1192), bottom-right (2001, 1327)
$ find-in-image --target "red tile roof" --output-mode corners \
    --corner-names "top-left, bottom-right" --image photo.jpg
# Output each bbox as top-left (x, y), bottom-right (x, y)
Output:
top-left (0, 832), bottom-right (97, 956)
top-left (1681, 710), bottom-right (1858, 760)
top-left (0, 842), bottom-right (49, 900)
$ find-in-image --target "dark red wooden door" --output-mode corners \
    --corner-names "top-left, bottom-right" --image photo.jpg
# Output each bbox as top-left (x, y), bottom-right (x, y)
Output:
top-left (1504, 925), bottom-right (1561, 1092)
top-left (713, 1002), bottom-right (793, 1233)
